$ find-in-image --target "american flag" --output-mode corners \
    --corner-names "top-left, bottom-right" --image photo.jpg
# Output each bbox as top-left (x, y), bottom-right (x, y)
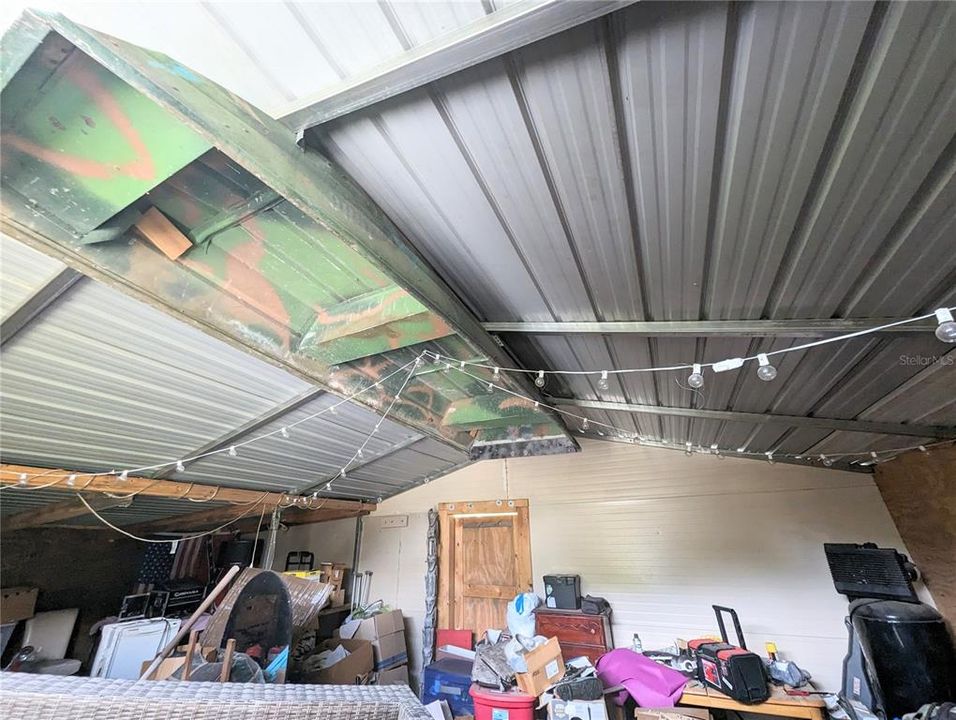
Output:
top-left (170, 537), bottom-right (208, 581)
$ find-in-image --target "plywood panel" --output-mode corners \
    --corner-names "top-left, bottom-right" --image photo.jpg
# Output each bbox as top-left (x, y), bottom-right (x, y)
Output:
top-left (875, 444), bottom-right (956, 624)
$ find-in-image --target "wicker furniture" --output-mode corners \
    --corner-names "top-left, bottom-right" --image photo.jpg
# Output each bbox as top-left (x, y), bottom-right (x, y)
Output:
top-left (0, 673), bottom-right (432, 719)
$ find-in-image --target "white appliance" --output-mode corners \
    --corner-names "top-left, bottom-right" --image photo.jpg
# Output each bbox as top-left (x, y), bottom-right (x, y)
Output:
top-left (90, 618), bottom-right (181, 679)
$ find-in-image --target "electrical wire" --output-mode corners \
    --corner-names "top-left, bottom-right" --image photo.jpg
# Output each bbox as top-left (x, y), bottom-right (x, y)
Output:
top-left (74, 492), bottom-right (270, 543)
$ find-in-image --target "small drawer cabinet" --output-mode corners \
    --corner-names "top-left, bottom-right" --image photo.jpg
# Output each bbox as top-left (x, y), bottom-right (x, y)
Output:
top-left (534, 607), bottom-right (613, 665)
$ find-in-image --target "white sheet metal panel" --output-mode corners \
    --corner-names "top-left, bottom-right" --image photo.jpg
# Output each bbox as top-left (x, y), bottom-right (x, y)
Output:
top-left (362, 439), bottom-right (910, 691)
top-left (0, 234), bottom-right (67, 320)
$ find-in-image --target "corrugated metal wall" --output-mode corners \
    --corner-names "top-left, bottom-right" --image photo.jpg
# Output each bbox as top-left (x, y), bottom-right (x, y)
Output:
top-left (361, 438), bottom-right (911, 691)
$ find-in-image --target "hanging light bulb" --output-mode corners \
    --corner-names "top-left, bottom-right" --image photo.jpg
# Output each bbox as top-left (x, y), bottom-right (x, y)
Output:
top-left (17, 473), bottom-right (28, 486)
top-left (820, 454), bottom-right (833, 467)
top-left (329, 405), bottom-right (337, 415)
top-left (765, 451), bottom-right (774, 464)
top-left (459, 361), bottom-right (466, 371)
top-left (357, 448), bottom-right (364, 459)
top-left (340, 469), bottom-right (347, 480)
top-left (324, 481), bottom-right (333, 491)
top-left (443, 363), bottom-right (452, 374)
top-left (176, 460), bottom-right (185, 473)
top-left (581, 418), bottom-right (590, 431)
top-left (228, 446), bottom-right (237, 457)
top-left (756, 353), bottom-right (777, 382)
top-left (493, 367), bottom-right (500, 380)
top-left (118, 470), bottom-right (129, 482)
top-left (432, 353), bottom-right (442, 365)
top-left (66, 474), bottom-right (77, 487)
top-left (685, 442), bottom-right (693, 457)
top-left (486, 382), bottom-right (494, 394)
top-left (280, 427), bottom-right (289, 438)
top-left (597, 371), bottom-right (609, 391)
top-left (687, 364), bottom-right (704, 389)
top-left (376, 496), bottom-right (383, 504)
top-left (934, 308), bottom-right (956, 343)
top-left (534, 371), bottom-right (545, 388)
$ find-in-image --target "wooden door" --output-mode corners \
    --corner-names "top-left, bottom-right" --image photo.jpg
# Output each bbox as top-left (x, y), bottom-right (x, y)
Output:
top-left (438, 499), bottom-right (532, 637)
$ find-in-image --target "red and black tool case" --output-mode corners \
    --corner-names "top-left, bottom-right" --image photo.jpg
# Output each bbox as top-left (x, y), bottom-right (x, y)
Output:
top-left (689, 606), bottom-right (769, 704)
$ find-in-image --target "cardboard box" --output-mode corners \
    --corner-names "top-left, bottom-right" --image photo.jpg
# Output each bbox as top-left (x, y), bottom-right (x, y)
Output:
top-left (376, 664), bottom-right (409, 685)
top-left (332, 589), bottom-right (346, 607)
top-left (549, 698), bottom-right (609, 720)
top-left (0, 587), bottom-right (38, 624)
top-left (516, 637), bottom-right (565, 697)
top-left (339, 609), bottom-right (409, 669)
top-left (302, 638), bottom-right (373, 685)
top-left (319, 562), bottom-right (347, 588)
top-left (634, 709), bottom-right (710, 720)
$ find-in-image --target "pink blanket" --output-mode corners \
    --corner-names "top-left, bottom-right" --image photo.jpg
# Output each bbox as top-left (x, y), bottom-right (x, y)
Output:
top-left (596, 649), bottom-right (688, 707)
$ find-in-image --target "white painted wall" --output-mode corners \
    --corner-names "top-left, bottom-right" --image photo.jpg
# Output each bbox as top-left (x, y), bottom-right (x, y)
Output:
top-left (359, 439), bottom-right (912, 691)
top-left (270, 516), bottom-right (358, 572)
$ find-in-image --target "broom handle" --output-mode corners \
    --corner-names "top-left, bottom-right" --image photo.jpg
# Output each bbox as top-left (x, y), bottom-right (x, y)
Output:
top-left (140, 565), bottom-right (241, 680)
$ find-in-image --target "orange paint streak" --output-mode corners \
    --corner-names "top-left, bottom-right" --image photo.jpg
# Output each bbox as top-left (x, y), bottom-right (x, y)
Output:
top-left (3, 60), bottom-right (156, 182)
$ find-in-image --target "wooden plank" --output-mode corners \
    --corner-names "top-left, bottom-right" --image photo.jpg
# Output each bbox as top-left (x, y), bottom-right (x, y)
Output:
top-left (513, 505), bottom-right (533, 591)
top-left (220, 638), bottom-right (236, 682)
top-left (0, 464), bottom-right (372, 514)
top-left (1, 492), bottom-right (130, 532)
top-left (439, 499), bottom-right (528, 515)
top-left (134, 206), bottom-right (192, 260)
top-left (437, 505), bottom-right (453, 630)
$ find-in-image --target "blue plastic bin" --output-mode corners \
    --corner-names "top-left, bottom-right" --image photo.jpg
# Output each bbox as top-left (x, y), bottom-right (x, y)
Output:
top-left (421, 657), bottom-right (474, 716)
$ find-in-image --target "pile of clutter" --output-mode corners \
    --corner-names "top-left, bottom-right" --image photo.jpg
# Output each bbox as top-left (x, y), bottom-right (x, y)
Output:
top-left (290, 601), bottom-right (410, 686)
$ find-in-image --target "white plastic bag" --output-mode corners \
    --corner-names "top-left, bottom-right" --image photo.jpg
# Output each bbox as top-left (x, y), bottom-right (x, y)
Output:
top-left (506, 592), bottom-right (540, 638)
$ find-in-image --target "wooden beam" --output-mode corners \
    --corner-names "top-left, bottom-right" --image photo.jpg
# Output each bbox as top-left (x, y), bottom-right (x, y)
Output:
top-left (0, 464), bottom-right (373, 513)
top-left (1, 492), bottom-right (131, 532)
top-left (481, 318), bottom-right (936, 336)
top-left (135, 503), bottom-right (370, 533)
top-left (548, 398), bottom-right (956, 439)
top-left (133, 206), bottom-right (191, 260)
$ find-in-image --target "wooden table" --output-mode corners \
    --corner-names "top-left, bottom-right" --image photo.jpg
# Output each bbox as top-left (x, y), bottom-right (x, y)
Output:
top-left (675, 685), bottom-right (826, 720)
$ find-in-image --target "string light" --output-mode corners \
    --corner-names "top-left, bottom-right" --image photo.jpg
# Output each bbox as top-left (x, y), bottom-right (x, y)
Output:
top-left (687, 364), bottom-right (704, 389)
top-left (597, 371), bottom-right (609, 391)
top-left (934, 308), bottom-right (956, 342)
top-left (176, 460), bottom-right (185, 473)
top-left (534, 371), bottom-right (545, 388)
top-left (280, 427), bottom-right (289, 439)
top-left (228, 446), bottom-right (237, 457)
top-left (756, 353), bottom-right (777, 382)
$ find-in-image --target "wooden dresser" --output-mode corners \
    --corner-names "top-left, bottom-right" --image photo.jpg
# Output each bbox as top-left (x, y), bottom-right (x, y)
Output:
top-left (534, 607), bottom-right (613, 664)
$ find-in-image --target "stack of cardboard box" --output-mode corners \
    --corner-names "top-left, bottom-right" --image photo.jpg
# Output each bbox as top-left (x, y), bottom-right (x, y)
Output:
top-left (338, 608), bottom-right (409, 685)
top-left (319, 562), bottom-right (347, 607)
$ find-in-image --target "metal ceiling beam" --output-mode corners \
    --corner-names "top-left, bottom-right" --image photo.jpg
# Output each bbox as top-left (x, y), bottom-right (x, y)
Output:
top-left (482, 318), bottom-right (935, 336)
top-left (281, 0), bottom-right (637, 132)
top-left (548, 397), bottom-right (956, 439)
top-left (301, 434), bottom-right (427, 494)
top-left (158, 387), bottom-right (328, 477)
top-left (0, 267), bottom-right (82, 346)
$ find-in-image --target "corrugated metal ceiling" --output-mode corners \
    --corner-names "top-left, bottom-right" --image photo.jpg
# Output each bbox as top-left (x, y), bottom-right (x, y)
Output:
top-left (0, 0), bottom-right (953, 492)
top-left (0, 236), bottom-right (469, 522)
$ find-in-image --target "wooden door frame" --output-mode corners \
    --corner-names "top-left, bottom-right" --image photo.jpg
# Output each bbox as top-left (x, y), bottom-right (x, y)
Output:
top-left (437, 498), bottom-right (531, 630)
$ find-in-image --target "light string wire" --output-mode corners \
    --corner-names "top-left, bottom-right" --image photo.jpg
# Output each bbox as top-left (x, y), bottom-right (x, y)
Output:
top-left (325, 353), bottom-right (426, 496)
top-left (435, 359), bottom-right (952, 466)
top-left (443, 308), bottom-right (956, 377)
top-left (0, 354), bottom-right (425, 490)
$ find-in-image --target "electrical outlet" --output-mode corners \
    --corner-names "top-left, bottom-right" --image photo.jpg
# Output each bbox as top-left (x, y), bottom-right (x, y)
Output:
top-left (383, 515), bottom-right (408, 528)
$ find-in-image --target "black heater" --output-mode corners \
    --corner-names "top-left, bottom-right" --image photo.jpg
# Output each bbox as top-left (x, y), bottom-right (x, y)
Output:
top-left (824, 543), bottom-right (956, 719)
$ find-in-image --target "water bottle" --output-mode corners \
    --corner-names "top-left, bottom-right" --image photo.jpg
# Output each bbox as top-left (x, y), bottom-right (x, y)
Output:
top-left (631, 633), bottom-right (643, 654)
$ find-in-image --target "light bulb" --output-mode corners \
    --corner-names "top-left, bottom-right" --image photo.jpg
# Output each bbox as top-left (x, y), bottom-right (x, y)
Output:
top-left (685, 442), bottom-right (693, 457)
top-left (228, 446), bottom-right (237, 457)
top-left (357, 448), bottom-right (364, 459)
top-left (280, 427), bottom-right (289, 438)
top-left (376, 496), bottom-right (383, 504)
top-left (324, 482), bottom-right (333, 491)
top-left (765, 451), bottom-right (774, 464)
top-left (492, 367), bottom-right (500, 379)
top-left (17, 473), bottom-right (28, 486)
top-left (486, 382), bottom-right (494, 394)
top-left (329, 405), bottom-right (337, 415)
top-left (581, 418), bottom-right (589, 431)
top-left (176, 460), bottom-right (185, 473)
top-left (119, 470), bottom-right (129, 482)
top-left (820, 455), bottom-right (833, 467)
top-left (756, 353), bottom-right (777, 382)
top-left (66, 474), bottom-right (77, 487)
top-left (433, 353), bottom-right (441, 364)
top-left (597, 371), bottom-right (609, 391)
top-left (687, 364), bottom-right (704, 389)
top-left (340, 469), bottom-right (347, 480)
top-left (934, 308), bottom-right (956, 342)
top-left (534, 371), bottom-right (545, 388)
top-left (443, 363), bottom-right (451, 374)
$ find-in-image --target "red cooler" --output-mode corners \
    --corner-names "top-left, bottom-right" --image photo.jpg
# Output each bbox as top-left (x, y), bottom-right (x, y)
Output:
top-left (469, 684), bottom-right (536, 720)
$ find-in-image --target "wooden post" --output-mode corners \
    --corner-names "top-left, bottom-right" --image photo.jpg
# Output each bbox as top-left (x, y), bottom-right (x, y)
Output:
top-left (220, 639), bottom-right (236, 683)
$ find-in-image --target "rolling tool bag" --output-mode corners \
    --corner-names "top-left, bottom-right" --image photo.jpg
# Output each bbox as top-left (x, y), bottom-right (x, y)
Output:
top-left (688, 605), bottom-right (769, 704)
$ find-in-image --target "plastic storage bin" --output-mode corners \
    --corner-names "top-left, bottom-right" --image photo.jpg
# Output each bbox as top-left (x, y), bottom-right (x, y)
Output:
top-left (470, 684), bottom-right (536, 720)
top-left (421, 657), bottom-right (474, 716)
